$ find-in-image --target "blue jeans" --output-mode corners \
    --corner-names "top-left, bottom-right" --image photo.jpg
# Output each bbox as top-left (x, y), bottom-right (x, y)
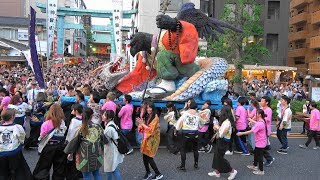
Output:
top-left (277, 128), bottom-right (290, 149)
top-left (121, 129), bottom-right (132, 150)
top-left (82, 169), bottom-right (102, 180)
top-left (247, 133), bottom-right (255, 150)
top-left (106, 167), bottom-right (121, 180)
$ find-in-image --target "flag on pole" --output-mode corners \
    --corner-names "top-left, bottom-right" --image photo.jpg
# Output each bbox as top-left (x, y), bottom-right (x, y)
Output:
top-left (30, 7), bottom-right (45, 89)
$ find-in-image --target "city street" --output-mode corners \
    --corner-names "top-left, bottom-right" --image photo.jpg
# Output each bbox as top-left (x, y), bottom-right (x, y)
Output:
top-left (24, 135), bottom-right (320, 180)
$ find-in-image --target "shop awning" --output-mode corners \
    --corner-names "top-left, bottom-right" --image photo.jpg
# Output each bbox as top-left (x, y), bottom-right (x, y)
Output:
top-left (227, 64), bottom-right (297, 71)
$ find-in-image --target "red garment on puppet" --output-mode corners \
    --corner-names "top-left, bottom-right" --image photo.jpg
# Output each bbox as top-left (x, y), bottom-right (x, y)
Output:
top-left (116, 21), bottom-right (198, 93)
top-left (161, 21), bottom-right (198, 65)
top-left (116, 53), bottom-right (156, 93)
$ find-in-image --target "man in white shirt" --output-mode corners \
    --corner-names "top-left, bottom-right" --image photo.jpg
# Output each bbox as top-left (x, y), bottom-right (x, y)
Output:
top-left (27, 81), bottom-right (43, 104)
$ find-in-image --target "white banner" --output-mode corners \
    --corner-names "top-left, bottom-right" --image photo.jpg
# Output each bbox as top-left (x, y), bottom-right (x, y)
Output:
top-left (312, 87), bottom-right (320, 102)
top-left (47, 0), bottom-right (58, 57)
top-left (22, 50), bottom-right (34, 72)
top-left (112, 0), bottom-right (123, 58)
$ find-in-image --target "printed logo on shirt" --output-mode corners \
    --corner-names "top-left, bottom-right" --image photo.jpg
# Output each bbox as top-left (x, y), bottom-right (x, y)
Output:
top-left (0, 129), bottom-right (13, 146)
top-left (186, 116), bottom-right (197, 126)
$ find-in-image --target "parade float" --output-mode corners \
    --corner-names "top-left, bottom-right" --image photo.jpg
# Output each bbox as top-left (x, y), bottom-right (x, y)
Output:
top-left (91, 3), bottom-right (241, 109)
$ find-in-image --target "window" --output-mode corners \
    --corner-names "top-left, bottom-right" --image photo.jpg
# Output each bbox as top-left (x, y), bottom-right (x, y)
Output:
top-left (267, 1), bottom-right (280, 20)
top-left (294, 57), bottom-right (305, 65)
top-left (160, 0), bottom-right (190, 11)
top-left (0, 28), bottom-right (18, 40)
top-left (295, 40), bottom-right (305, 49)
top-left (266, 34), bottom-right (279, 52)
top-left (200, 0), bottom-right (209, 14)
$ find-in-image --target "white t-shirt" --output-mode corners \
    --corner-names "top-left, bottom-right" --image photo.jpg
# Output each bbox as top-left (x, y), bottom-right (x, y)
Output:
top-left (65, 117), bottom-right (82, 142)
top-left (0, 123), bottom-right (25, 155)
top-left (218, 119), bottom-right (232, 140)
top-left (176, 111), bottom-right (203, 132)
top-left (164, 111), bottom-right (177, 126)
top-left (8, 103), bottom-right (32, 117)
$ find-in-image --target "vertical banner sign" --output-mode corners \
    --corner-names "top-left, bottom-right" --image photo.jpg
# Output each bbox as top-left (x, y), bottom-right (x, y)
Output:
top-left (30, 7), bottom-right (45, 89)
top-left (47, 0), bottom-right (58, 58)
top-left (112, 0), bottom-right (123, 59)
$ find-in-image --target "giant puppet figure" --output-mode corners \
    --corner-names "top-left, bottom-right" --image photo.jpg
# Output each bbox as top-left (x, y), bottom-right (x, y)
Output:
top-left (94, 3), bottom-right (241, 101)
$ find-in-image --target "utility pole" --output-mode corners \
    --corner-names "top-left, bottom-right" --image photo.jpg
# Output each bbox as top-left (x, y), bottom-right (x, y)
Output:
top-left (208, 0), bottom-right (215, 17)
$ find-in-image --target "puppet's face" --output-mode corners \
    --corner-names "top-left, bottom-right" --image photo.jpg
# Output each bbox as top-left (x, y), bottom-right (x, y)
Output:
top-left (130, 32), bottom-right (153, 56)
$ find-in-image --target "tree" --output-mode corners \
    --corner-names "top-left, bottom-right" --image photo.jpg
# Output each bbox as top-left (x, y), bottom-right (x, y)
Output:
top-left (85, 27), bottom-right (93, 56)
top-left (199, 0), bottom-right (270, 95)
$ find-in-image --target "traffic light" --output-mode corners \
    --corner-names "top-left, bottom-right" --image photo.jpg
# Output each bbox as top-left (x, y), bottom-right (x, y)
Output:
top-left (83, 15), bottom-right (92, 28)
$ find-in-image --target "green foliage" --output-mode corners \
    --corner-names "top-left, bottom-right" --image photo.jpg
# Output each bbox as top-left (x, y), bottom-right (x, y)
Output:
top-left (231, 74), bottom-right (242, 83)
top-left (198, 0), bottom-right (270, 65)
top-left (270, 98), bottom-right (307, 122)
top-left (198, 0), bottom-right (271, 95)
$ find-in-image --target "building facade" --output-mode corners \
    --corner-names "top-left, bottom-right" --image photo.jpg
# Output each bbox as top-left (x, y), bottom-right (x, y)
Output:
top-left (288, 0), bottom-right (320, 76)
top-left (0, 0), bottom-right (87, 58)
top-left (136, 0), bottom-right (290, 66)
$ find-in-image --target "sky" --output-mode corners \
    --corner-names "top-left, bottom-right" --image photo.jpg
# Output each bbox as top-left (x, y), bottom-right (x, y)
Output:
top-left (83, 0), bottom-right (132, 25)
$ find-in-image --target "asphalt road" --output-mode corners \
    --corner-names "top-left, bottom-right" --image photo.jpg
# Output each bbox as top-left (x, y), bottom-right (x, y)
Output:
top-left (24, 136), bottom-right (320, 180)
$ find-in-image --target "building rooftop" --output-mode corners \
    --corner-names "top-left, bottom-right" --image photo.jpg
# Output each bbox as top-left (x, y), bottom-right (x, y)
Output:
top-left (0, 16), bottom-right (46, 27)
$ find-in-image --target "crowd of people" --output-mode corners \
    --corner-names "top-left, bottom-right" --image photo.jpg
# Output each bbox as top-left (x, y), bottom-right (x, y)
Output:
top-left (0, 63), bottom-right (319, 180)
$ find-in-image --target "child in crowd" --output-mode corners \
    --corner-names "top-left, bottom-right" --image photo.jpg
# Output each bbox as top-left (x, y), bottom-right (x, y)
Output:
top-left (65, 103), bottom-right (83, 179)
top-left (176, 99), bottom-right (203, 171)
top-left (102, 92), bottom-right (117, 113)
top-left (198, 100), bottom-right (212, 153)
top-left (299, 101), bottom-right (320, 149)
top-left (234, 97), bottom-right (249, 155)
top-left (276, 95), bottom-right (292, 155)
top-left (137, 102), bottom-right (163, 180)
top-left (301, 98), bottom-right (311, 134)
top-left (118, 94), bottom-right (134, 155)
top-left (164, 102), bottom-right (179, 154)
top-left (64, 107), bottom-right (104, 180)
top-left (237, 109), bottom-right (268, 175)
top-left (33, 104), bottom-right (68, 180)
top-left (87, 91), bottom-right (102, 124)
top-left (103, 110), bottom-right (124, 180)
top-left (247, 100), bottom-right (259, 152)
top-left (208, 105), bottom-right (237, 180)
top-left (0, 109), bottom-right (32, 180)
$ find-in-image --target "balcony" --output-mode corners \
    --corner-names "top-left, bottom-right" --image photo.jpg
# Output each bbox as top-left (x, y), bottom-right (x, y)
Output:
top-left (288, 30), bottom-right (308, 41)
top-left (288, 48), bottom-right (307, 57)
top-left (290, 0), bottom-right (307, 9)
top-left (309, 62), bottom-right (320, 75)
top-left (311, 10), bottom-right (320, 24)
top-left (310, 36), bottom-right (320, 49)
top-left (289, 12), bottom-right (308, 25)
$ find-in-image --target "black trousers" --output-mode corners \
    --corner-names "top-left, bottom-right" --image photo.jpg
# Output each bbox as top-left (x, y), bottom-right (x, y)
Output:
top-left (212, 139), bottom-right (232, 173)
top-left (263, 138), bottom-right (273, 162)
top-left (166, 125), bottom-right (179, 153)
top-left (305, 130), bottom-right (320, 147)
top-left (0, 150), bottom-right (32, 180)
top-left (24, 124), bottom-right (41, 148)
top-left (142, 154), bottom-right (160, 175)
top-left (229, 130), bottom-right (236, 152)
top-left (180, 133), bottom-right (199, 166)
top-left (65, 153), bottom-right (83, 180)
top-left (33, 143), bottom-right (67, 180)
top-left (254, 147), bottom-right (264, 171)
top-left (198, 132), bottom-right (209, 149)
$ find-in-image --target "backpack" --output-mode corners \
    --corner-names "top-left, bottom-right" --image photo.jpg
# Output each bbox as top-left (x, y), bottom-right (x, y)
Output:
top-left (109, 124), bottom-right (130, 154)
